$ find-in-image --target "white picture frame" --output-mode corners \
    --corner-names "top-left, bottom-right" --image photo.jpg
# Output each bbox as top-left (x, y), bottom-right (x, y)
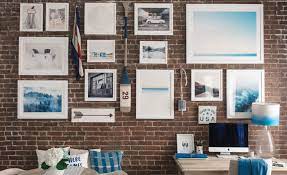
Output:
top-left (198, 106), bottom-right (217, 124)
top-left (227, 69), bottom-right (265, 119)
top-left (71, 108), bottom-right (115, 123)
top-left (85, 69), bottom-right (117, 101)
top-left (84, 3), bottom-right (116, 35)
top-left (46, 3), bottom-right (69, 31)
top-left (87, 40), bottom-right (115, 63)
top-left (177, 134), bottom-right (194, 154)
top-left (136, 69), bottom-right (174, 119)
top-left (18, 37), bottom-right (69, 75)
top-left (20, 3), bottom-right (43, 32)
top-left (186, 4), bottom-right (264, 64)
top-left (139, 41), bottom-right (168, 64)
top-left (191, 69), bottom-right (223, 101)
top-left (134, 3), bottom-right (173, 35)
top-left (18, 80), bottom-right (68, 119)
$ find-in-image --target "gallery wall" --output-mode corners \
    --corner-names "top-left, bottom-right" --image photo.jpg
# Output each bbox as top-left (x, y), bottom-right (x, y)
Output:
top-left (0, 0), bottom-right (287, 174)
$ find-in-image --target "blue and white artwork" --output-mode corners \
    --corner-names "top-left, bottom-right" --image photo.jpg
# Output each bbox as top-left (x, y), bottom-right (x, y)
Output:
top-left (23, 87), bottom-right (62, 112)
top-left (227, 70), bottom-right (265, 119)
top-left (186, 4), bottom-right (263, 64)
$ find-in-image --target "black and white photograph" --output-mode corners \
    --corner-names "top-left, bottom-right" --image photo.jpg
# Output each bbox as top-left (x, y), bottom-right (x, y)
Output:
top-left (85, 69), bottom-right (117, 101)
top-left (140, 41), bottom-right (167, 64)
top-left (191, 69), bottom-right (223, 101)
top-left (46, 3), bottom-right (69, 31)
top-left (19, 37), bottom-right (69, 75)
top-left (134, 3), bottom-right (173, 35)
top-left (20, 3), bottom-right (43, 32)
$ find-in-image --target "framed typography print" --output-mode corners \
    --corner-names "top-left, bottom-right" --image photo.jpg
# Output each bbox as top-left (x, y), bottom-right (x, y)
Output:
top-left (140, 41), bottom-right (168, 64)
top-left (46, 3), bottom-right (69, 31)
top-left (19, 37), bottom-right (68, 75)
top-left (227, 70), bottom-right (265, 119)
top-left (136, 69), bottom-right (174, 119)
top-left (85, 69), bottom-right (117, 101)
top-left (87, 40), bottom-right (115, 62)
top-left (18, 80), bottom-right (68, 119)
top-left (134, 3), bottom-right (173, 35)
top-left (186, 4), bottom-right (263, 64)
top-left (20, 3), bottom-right (43, 31)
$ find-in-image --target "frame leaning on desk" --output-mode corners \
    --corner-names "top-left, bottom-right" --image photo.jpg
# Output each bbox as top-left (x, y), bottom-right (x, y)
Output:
top-left (174, 156), bottom-right (287, 175)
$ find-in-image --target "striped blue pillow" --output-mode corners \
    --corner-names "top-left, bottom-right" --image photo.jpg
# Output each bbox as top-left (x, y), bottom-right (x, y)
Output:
top-left (89, 151), bottom-right (123, 174)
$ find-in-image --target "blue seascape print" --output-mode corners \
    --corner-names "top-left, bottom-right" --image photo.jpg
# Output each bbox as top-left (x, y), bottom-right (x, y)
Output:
top-left (23, 87), bottom-right (62, 112)
top-left (235, 88), bottom-right (259, 112)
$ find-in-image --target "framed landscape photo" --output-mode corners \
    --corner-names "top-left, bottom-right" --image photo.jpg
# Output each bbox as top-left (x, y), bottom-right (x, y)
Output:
top-left (87, 40), bottom-right (115, 62)
top-left (19, 37), bottom-right (68, 75)
top-left (134, 3), bottom-right (173, 35)
top-left (18, 80), bottom-right (68, 119)
top-left (227, 70), bottom-right (265, 119)
top-left (191, 69), bottom-right (223, 101)
top-left (46, 3), bottom-right (69, 31)
top-left (136, 70), bottom-right (174, 119)
top-left (85, 3), bottom-right (116, 35)
top-left (186, 4), bottom-right (263, 64)
top-left (85, 69), bottom-right (117, 101)
top-left (140, 41), bottom-right (168, 64)
top-left (20, 3), bottom-right (43, 32)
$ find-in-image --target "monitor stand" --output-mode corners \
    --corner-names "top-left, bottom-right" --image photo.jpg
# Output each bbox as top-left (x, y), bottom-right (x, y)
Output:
top-left (216, 152), bottom-right (238, 159)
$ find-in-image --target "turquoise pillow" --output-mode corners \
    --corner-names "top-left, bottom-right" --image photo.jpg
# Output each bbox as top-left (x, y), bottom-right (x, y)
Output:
top-left (89, 151), bottom-right (123, 174)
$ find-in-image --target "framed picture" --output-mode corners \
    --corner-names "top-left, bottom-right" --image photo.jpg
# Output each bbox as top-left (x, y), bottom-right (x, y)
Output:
top-left (20, 3), bottom-right (43, 31)
top-left (136, 70), bottom-right (174, 119)
top-left (227, 69), bottom-right (265, 119)
top-left (46, 3), bottom-right (69, 31)
top-left (18, 37), bottom-right (68, 75)
top-left (18, 80), bottom-right (68, 119)
top-left (139, 41), bottom-right (168, 64)
top-left (198, 106), bottom-right (217, 124)
top-left (85, 3), bottom-right (116, 35)
top-left (177, 134), bottom-right (194, 154)
top-left (186, 4), bottom-right (263, 64)
top-left (71, 108), bottom-right (115, 123)
top-left (134, 3), bottom-right (173, 35)
top-left (85, 69), bottom-right (117, 101)
top-left (191, 69), bottom-right (223, 101)
top-left (87, 40), bottom-right (115, 62)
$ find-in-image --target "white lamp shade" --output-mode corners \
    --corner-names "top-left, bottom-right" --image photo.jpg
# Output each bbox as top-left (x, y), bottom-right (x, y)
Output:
top-left (251, 103), bottom-right (280, 126)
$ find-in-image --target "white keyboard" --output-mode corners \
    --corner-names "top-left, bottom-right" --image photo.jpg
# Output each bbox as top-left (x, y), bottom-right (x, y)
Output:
top-left (216, 154), bottom-right (239, 159)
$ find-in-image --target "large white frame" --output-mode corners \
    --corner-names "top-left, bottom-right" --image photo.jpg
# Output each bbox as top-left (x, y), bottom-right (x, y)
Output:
top-left (186, 4), bottom-right (264, 64)
top-left (227, 69), bottom-right (265, 119)
top-left (18, 80), bottom-right (68, 119)
top-left (85, 69), bottom-right (117, 101)
top-left (20, 3), bottom-right (43, 32)
top-left (139, 41), bottom-right (168, 64)
top-left (84, 3), bottom-right (116, 35)
top-left (136, 69), bottom-right (174, 119)
top-left (46, 3), bottom-right (69, 31)
top-left (134, 3), bottom-right (173, 35)
top-left (191, 69), bottom-right (223, 101)
top-left (18, 37), bottom-right (69, 75)
top-left (87, 40), bottom-right (115, 63)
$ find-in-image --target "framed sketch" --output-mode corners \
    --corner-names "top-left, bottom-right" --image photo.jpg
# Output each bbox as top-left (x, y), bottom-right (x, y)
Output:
top-left (198, 106), bottom-right (217, 124)
top-left (85, 3), bottom-right (116, 35)
top-left (46, 3), bottom-right (69, 31)
top-left (18, 80), bottom-right (68, 119)
top-left (19, 37), bottom-right (68, 75)
top-left (87, 40), bottom-right (115, 62)
top-left (20, 3), bottom-right (43, 31)
top-left (85, 69), bottom-right (117, 101)
top-left (134, 3), bottom-right (173, 35)
top-left (71, 108), bottom-right (115, 123)
top-left (177, 134), bottom-right (194, 154)
top-left (139, 41), bottom-right (168, 64)
top-left (227, 70), bottom-right (265, 119)
top-left (136, 70), bottom-right (174, 119)
top-left (191, 69), bottom-right (223, 101)
top-left (186, 4), bottom-right (263, 64)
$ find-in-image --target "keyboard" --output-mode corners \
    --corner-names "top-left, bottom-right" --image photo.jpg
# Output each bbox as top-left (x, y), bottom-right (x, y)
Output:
top-left (216, 154), bottom-right (239, 159)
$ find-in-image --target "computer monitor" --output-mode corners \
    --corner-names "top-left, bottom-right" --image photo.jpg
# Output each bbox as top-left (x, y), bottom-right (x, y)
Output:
top-left (209, 123), bottom-right (249, 155)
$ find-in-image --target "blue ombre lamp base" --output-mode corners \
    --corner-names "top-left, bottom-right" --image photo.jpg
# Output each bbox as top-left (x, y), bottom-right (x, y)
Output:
top-left (251, 103), bottom-right (280, 158)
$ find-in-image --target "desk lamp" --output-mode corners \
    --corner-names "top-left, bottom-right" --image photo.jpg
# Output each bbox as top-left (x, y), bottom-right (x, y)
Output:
top-left (251, 103), bottom-right (280, 158)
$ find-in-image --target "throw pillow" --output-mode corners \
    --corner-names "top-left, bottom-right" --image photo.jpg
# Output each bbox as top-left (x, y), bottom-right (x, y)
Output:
top-left (36, 147), bottom-right (70, 168)
top-left (68, 152), bottom-right (89, 168)
top-left (89, 151), bottom-right (123, 174)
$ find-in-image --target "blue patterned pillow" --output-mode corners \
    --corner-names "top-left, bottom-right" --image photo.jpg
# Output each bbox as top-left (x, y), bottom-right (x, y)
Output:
top-left (89, 151), bottom-right (123, 174)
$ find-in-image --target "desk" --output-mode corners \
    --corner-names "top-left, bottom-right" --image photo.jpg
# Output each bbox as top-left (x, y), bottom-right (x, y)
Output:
top-left (174, 156), bottom-right (287, 175)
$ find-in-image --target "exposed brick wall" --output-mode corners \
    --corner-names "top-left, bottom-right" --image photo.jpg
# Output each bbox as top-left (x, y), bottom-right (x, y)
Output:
top-left (0, 0), bottom-right (286, 174)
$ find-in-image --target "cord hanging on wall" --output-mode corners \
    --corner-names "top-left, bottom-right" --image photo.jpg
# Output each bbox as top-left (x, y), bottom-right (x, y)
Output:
top-left (178, 68), bottom-right (188, 115)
